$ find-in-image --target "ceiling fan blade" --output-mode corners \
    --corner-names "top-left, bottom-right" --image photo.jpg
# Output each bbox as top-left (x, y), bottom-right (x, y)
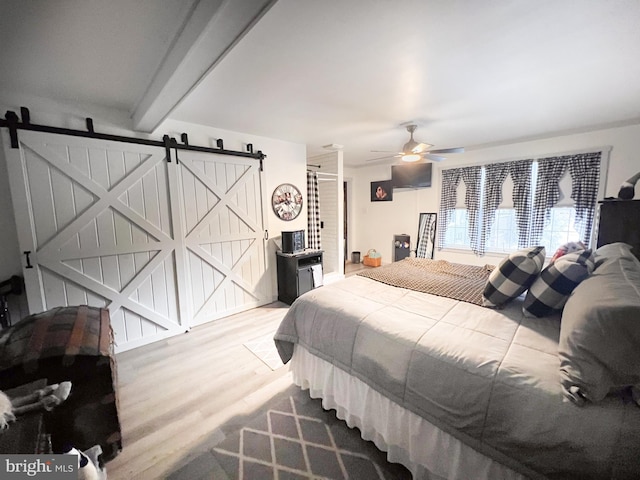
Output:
top-left (371, 150), bottom-right (402, 154)
top-left (425, 153), bottom-right (447, 162)
top-left (428, 147), bottom-right (465, 154)
top-left (412, 142), bottom-right (433, 154)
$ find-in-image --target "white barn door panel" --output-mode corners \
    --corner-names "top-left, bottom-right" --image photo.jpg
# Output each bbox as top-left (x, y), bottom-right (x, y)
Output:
top-left (176, 150), bottom-right (268, 325)
top-left (3, 130), bottom-right (186, 351)
top-left (3, 130), bottom-right (268, 351)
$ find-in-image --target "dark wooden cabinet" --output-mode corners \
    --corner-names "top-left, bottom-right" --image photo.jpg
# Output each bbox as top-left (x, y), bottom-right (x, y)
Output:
top-left (596, 200), bottom-right (640, 260)
top-left (276, 250), bottom-right (323, 305)
top-left (394, 234), bottom-right (411, 262)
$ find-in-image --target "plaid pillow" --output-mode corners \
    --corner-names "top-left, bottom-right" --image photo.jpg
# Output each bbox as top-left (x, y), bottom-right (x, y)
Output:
top-left (482, 246), bottom-right (546, 307)
top-left (523, 249), bottom-right (595, 318)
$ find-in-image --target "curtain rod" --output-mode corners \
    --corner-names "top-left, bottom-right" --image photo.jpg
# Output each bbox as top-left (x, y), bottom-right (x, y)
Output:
top-left (438, 146), bottom-right (611, 172)
top-left (0, 107), bottom-right (266, 162)
top-left (307, 168), bottom-right (339, 176)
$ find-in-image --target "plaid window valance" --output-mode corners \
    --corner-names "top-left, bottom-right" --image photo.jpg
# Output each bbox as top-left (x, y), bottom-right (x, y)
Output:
top-left (438, 151), bottom-right (602, 256)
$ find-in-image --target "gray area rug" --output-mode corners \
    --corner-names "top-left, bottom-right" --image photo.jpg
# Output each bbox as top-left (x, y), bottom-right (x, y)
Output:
top-left (167, 385), bottom-right (412, 480)
top-left (243, 334), bottom-right (284, 370)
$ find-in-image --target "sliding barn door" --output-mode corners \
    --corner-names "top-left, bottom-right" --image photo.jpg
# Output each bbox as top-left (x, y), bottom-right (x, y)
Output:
top-left (175, 150), bottom-right (268, 325)
top-left (3, 130), bottom-right (269, 351)
top-left (3, 130), bottom-right (186, 351)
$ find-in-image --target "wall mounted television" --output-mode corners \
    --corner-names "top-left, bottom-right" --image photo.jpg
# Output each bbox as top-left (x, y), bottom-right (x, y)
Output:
top-left (391, 163), bottom-right (433, 189)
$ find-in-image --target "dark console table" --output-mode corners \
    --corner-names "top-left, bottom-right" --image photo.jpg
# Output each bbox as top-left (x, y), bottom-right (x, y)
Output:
top-left (276, 250), bottom-right (323, 305)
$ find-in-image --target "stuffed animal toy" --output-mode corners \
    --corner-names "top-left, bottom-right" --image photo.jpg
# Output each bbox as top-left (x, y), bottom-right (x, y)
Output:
top-left (0, 381), bottom-right (72, 429)
top-left (550, 241), bottom-right (586, 264)
top-left (0, 391), bottom-right (12, 430)
top-left (617, 171), bottom-right (640, 200)
top-left (64, 445), bottom-right (107, 480)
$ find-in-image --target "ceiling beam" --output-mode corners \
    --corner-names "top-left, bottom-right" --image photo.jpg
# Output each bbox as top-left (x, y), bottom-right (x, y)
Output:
top-left (132, 0), bottom-right (278, 132)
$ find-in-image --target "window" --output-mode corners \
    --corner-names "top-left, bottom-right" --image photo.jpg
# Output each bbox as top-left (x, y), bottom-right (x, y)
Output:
top-left (538, 207), bottom-right (582, 251)
top-left (485, 208), bottom-right (518, 252)
top-left (445, 206), bottom-right (581, 254)
top-left (444, 209), bottom-right (469, 248)
top-left (438, 151), bottom-right (605, 256)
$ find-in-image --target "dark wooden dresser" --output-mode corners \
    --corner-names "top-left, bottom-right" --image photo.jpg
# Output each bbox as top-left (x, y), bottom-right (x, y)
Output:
top-left (596, 200), bottom-right (640, 260)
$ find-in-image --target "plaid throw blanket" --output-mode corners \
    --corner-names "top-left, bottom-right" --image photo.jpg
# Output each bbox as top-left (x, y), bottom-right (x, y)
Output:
top-left (0, 306), bottom-right (113, 371)
top-left (358, 258), bottom-right (495, 305)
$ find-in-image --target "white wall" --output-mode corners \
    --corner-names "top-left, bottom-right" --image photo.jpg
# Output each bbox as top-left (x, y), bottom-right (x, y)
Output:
top-left (0, 134), bottom-right (21, 278)
top-left (350, 123), bottom-right (640, 267)
top-left (348, 163), bottom-right (427, 265)
top-left (0, 96), bottom-right (307, 304)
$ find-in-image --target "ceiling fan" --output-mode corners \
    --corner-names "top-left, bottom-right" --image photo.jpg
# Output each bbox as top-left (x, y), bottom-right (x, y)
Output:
top-left (368, 124), bottom-right (464, 163)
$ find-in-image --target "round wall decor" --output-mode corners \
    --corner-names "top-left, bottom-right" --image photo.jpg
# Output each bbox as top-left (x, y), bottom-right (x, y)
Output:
top-left (272, 183), bottom-right (303, 221)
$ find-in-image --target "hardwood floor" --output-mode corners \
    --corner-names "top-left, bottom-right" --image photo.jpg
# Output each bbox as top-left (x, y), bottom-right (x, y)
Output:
top-left (107, 265), bottom-right (376, 479)
top-left (344, 260), bottom-right (375, 277)
top-left (107, 301), bottom-right (293, 479)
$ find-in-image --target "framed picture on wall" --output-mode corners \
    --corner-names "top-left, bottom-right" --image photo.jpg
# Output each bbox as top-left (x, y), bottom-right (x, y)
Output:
top-left (371, 180), bottom-right (393, 202)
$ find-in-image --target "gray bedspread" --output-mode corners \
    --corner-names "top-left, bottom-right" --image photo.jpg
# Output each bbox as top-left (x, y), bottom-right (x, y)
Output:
top-left (274, 276), bottom-right (640, 480)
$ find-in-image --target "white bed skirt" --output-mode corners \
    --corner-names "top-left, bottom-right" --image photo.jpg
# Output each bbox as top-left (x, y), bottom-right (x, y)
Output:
top-left (291, 345), bottom-right (527, 480)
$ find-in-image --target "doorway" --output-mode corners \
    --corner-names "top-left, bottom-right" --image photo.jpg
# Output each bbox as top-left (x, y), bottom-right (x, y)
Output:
top-left (307, 150), bottom-right (344, 279)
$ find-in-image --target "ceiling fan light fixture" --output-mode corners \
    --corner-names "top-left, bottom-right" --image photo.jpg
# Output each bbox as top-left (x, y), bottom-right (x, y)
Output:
top-left (402, 153), bottom-right (421, 162)
top-left (361, 123), bottom-right (463, 165)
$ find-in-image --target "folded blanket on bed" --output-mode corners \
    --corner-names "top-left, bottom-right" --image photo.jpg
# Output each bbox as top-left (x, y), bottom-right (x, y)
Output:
top-left (358, 258), bottom-right (494, 305)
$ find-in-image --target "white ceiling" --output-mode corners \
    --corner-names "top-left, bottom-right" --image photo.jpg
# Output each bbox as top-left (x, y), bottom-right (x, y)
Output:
top-left (0, 0), bottom-right (195, 111)
top-left (1, 0), bottom-right (639, 167)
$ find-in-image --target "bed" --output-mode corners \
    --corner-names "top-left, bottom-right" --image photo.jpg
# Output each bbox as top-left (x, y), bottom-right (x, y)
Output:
top-left (274, 244), bottom-right (640, 479)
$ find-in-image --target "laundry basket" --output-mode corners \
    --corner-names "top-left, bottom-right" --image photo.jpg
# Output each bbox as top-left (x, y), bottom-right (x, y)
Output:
top-left (363, 249), bottom-right (381, 267)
